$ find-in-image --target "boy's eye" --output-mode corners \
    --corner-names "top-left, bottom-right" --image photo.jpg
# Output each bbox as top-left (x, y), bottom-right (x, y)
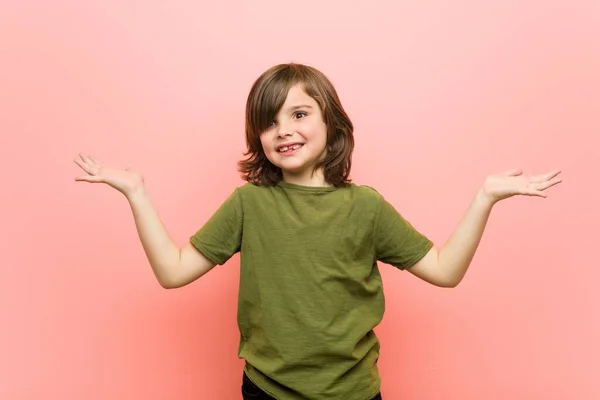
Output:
top-left (267, 112), bottom-right (305, 129)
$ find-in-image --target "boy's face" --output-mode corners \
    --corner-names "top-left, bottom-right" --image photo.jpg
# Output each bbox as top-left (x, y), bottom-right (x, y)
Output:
top-left (259, 84), bottom-right (328, 185)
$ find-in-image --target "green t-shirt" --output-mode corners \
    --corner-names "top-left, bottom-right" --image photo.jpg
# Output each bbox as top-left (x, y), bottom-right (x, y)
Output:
top-left (190, 180), bottom-right (433, 400)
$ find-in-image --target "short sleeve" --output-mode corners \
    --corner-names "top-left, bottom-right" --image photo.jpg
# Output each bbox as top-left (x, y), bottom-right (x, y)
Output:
top-left (189, 188), bottom-right (243, 265)
top-left (374, 196), bottom-right (434, 270)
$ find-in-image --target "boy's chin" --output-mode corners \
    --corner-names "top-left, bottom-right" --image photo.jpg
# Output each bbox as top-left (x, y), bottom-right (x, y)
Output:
top-left (276, 159), bottom-right (309, 171)
top-left (280, 165), bottom-right (312, 176)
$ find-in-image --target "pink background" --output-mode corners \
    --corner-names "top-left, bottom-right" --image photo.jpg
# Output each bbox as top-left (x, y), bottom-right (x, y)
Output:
top-left (1, 0), bottom-right (598, 399)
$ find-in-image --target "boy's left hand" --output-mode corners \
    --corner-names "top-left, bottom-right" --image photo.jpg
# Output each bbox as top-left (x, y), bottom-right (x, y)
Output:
top-left (480, 168), bottom-right (562, 205)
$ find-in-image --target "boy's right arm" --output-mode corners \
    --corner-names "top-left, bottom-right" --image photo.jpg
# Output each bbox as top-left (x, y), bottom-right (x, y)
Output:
top-left (128, 188), bottom-right (217, 288)
top-left (74, 153), bottom-right (216, 289)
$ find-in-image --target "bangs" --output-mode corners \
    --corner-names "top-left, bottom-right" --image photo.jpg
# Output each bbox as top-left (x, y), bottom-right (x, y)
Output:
top-left (246, 65), bottom-right (310, 138)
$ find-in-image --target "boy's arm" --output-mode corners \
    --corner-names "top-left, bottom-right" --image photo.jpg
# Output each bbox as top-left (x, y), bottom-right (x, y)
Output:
top-left (407, 168), bottom-right (561, 288)
top-left (407, 190), bottom-right (492, 287)
top-left (74, 153), bottom-right (216, 289)
top-left (128, 188), bottom-right (217, 289)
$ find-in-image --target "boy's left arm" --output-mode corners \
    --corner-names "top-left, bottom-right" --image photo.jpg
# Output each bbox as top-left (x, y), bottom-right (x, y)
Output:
top-left (407, 168), bottom-right (562, 288)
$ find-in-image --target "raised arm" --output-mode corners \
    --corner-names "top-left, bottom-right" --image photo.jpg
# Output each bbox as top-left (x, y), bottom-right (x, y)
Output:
top-left (73, 153), bottom-right (216, 289)
top-left (408, 168), bottom-right (562, 288)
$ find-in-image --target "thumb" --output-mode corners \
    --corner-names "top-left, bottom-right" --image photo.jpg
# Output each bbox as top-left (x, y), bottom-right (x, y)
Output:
top-left (75, 175), bottom-right (103, 183)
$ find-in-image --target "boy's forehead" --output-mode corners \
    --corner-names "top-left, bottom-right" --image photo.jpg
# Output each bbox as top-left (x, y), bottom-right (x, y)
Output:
top-left (280, 85), bottom-right (315, 109)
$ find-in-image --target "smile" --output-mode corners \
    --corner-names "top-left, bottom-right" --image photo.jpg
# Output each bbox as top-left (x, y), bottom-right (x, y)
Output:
top-left (277, 143), bottom-right (304, 155)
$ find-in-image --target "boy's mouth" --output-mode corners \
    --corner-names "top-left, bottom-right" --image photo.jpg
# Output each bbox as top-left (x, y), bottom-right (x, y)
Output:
top-left (277, 143), bottom-right (304, 153)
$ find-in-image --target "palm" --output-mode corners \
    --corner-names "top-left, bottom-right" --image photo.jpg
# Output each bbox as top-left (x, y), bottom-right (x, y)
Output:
top-left (73, 153), bottom-right (144, 196)
top-left (482, 168), bottom-right (562, 202)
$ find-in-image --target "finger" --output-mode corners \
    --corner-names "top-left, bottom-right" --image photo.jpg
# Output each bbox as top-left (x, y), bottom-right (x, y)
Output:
top-left (518, 189), bottom-right (548, 198)
top-left (547, 170), bottom-right (561, 179)
top-left (501, 168), bottom-right (523, 177)
top-left (73, 158), bottom-right (93, 174)
top-left (82, 154), bottom-right (95, 166)
top-left (78, 154), bottom-right (102, 175)
top-left (87, 155), bottom-right (102, 166)
top-left (75, 153), bottom-right (93, 168)
top-left (79, 153), bottom-right (102, 169)
top-left (531, 170), bottom-right (561, 183)
top-left (533, 178), bottom-right (562, 191)
top-left (78, 153), bottom-right (90, 163)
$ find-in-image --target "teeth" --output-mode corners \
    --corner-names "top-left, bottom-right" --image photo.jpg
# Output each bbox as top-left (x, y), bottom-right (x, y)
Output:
top-left (278, 144), bottom-right (302, 152)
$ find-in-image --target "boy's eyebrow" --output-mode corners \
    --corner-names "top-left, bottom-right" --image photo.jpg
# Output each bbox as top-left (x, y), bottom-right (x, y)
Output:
top-left (285, 104), bottom-right (313, 112)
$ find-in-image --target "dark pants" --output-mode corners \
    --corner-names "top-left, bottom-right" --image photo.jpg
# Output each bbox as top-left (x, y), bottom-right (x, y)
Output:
top-left (242, 373), bottom-right (383, 400)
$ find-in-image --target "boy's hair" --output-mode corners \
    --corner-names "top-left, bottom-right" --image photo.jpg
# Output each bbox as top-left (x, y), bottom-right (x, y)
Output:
top-left (238, 63), bottom-right (354, 187)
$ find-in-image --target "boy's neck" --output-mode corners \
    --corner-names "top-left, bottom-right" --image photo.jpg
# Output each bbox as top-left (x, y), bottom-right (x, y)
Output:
top-left (282, 170), bottom-right (330, 187)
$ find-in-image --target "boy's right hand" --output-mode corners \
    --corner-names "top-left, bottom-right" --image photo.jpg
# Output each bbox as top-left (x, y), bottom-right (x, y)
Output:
top-left (73, 153), bottom-right (145, 198)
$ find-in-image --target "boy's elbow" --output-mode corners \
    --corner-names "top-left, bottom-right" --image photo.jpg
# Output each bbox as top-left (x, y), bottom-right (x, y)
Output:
top-left (440, 275), bottom-right (462, 288)
top-left (442, 280), bottom-right (460, 288)
top-left (433, 273), bottom-right (461, 288)
top-left (159, 279), bottom-right (180, 289)
top-left (155, 268), bottom-right (184, 289)
top-left (158, 274), bottom-right (189, 289)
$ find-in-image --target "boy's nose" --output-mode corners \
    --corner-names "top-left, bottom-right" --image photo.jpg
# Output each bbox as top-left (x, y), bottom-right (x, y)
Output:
top-left (277, 124), bottom-right (293, 137)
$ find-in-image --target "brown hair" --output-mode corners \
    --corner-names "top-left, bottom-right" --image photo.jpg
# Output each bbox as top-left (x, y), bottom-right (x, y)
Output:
top-left (238, 63), bottom-right (354, 187)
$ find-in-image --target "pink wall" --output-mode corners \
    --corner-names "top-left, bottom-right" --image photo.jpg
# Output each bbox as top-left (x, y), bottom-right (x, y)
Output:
top-left (2, 0), bottom-right (598, 399)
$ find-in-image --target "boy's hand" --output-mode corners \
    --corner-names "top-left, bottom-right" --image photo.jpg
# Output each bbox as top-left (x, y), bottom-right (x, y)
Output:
top-left (73, 153), bottom-right (145, 198)
top-left (480, 168), bottom-right (562, 205)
